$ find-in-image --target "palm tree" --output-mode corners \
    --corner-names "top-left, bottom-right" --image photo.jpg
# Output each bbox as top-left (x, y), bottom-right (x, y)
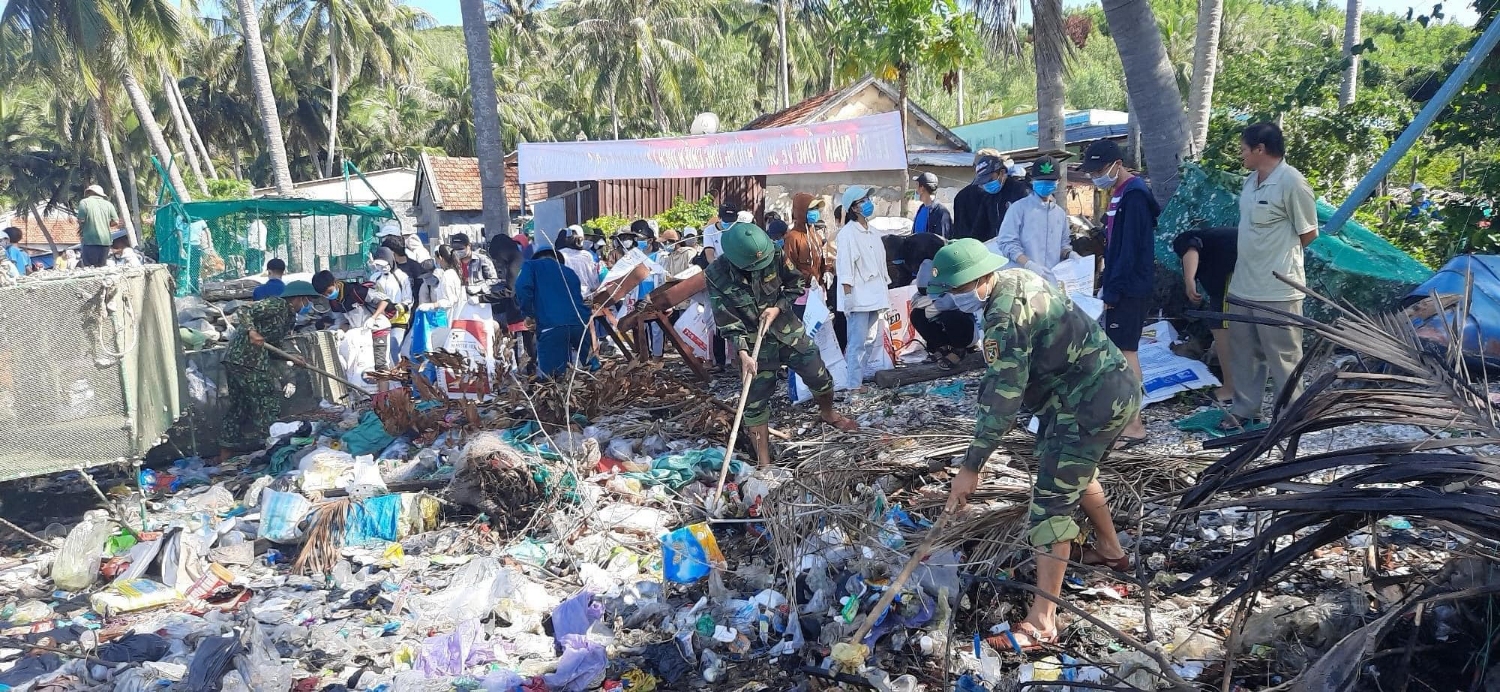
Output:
top-left (1032, 0), bottom-right (1067, 153)
top-left (234, 0), bottom-right (295, 194)
top-left (1339, 0), bottom-right (1362, 106)
top-left (460, 0), bottom-right (509, 235)
top-left (1100, 0), bottom-right (1191, 205)
top-left (1, 0), bottom-right (196, 203)
top-left (562, 0), bottom-right (709, 135)
top-left (1187, 0), bottom-right (1224, 155)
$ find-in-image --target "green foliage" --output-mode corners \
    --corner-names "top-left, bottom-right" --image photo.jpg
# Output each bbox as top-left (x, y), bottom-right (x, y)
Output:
top-left (653, 194), bottom-right (717, 230)
top-left (206, 178), bottom-right (252, 201)
top-left (583, 214), bottom-right (632, 236)
top-left (830, 0), bottom-right (978, 89)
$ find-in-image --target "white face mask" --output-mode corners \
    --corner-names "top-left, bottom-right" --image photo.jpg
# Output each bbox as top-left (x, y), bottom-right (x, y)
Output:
top-left (1091, 163), bottom-right (1119, 190)
top-left (951, 287), bottom-right (985, 314)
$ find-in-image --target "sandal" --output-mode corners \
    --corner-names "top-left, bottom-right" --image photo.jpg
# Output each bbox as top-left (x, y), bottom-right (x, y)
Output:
top-left (1215, 414), bottom-right (1264, 433)
top-left (984, 622), bottom-right (1057, 654)
top-left (1079, 543), bottom-right (1132, 573)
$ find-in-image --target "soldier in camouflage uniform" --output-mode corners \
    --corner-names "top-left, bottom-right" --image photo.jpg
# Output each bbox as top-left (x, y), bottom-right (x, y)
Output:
top-left (930, 239), bottom-right (1141, 651)
top-left (218, 280), bottom-right (322, 463)
top-left (706, 222), bottom-right (858, 468)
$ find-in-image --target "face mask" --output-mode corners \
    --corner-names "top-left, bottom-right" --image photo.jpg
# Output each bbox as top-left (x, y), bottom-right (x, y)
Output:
top-left (636, 240), bottom-right (649, 250)
top-left (297, 302), bottom-right (313, 317)
top-left (774, 239), bottom-right (785, 249)
top-left (326, 287), bottom-right (340, 301)
top-left (1091, 164), bottom-right (1118, 189)
top-left (858, 199), bottom-right (875, 219)
top-left (1032, 180), bottom-right (1058, 197)
top-left (982, 179), bottom-right (1002, 195)
top-left (806, 210), bottom-right (820, 224)
top-left (951, 288), bottom-right (985, 314)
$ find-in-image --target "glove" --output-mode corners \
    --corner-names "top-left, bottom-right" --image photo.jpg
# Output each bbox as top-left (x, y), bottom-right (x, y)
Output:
top-left (466, 285), bottom-right (482, 296)
top-left (417, 303), bottom-right (436, 312)
top-left (1023, 259), bottom-right (1056, 284)
top-left (1066, 249), bottom-right (1083, 261)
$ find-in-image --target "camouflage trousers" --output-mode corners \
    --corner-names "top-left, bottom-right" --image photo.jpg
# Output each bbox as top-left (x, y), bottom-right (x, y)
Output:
top-left (220, 364), bottom-right (283, 452)
top-left (1027, 369), bottom-right (1140, 547)
top-left (744, 332), bottom-right (834, 427)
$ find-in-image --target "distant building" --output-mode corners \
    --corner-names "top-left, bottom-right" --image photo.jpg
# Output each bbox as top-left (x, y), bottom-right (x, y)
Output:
top-left (744, 76), bottom-right (974, 221)
top-left (413, 153), bottom-right (547, 243)
top-left (255, 167), bottom-right (420, 232)
top-left (952, 110), bottom-right (1130, 156)
top-left (0, 207), bottom-right (82, 268)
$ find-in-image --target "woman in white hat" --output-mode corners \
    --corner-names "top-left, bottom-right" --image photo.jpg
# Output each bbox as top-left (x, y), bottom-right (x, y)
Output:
top-left (834, 185), bottom-right (890, 392)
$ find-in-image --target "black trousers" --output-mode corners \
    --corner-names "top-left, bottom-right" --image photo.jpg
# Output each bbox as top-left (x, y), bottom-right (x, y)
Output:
top-left (911, 309), bottom-right (975, 353)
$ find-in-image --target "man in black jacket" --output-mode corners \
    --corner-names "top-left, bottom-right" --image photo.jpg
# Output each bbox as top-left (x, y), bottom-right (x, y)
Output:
top-left (1080, 139), bottom-right (1159, 448)
top-left (951, 151), bottom-right (1030, 243)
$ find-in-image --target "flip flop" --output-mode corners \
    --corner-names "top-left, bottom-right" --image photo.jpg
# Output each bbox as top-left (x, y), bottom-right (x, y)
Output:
top-left (1215, 415), bottom-right (1264, 433)
top-left (1079, 544), bottom-right (1132, 573)
top-left (1112, 435), bottom-right (1147, 451)
top-left (984, 622), bottom-right (1057, 654)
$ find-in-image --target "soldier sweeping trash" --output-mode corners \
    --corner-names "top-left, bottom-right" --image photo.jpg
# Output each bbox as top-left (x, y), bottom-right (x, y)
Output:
top-left (217, 280), bottom-right (322, 463)
top-left (705, 222), bottom-right (858, 468)
top-left (932, 238), bottom-right (1140, 652)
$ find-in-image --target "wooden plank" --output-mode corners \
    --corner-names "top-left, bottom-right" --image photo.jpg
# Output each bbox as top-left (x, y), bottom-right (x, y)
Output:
top-left (874, 352), bottom-right (985, 388)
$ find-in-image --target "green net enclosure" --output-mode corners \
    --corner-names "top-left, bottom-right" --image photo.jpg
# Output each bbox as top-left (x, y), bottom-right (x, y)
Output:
top-left (1154, 163), bottom-right (1434, 322)
top-left (0, 266), bottom-right (185, 482)
top-left (155, 199), bottom-right (395, 297)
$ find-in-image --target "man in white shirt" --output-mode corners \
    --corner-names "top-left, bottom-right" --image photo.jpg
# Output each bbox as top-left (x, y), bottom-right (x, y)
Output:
top-left (992, 156), bottom-right (1073, 283)
top-left (700, 203), bottom-right (737, 264)
top-left (557, 225), bottom-right (601, 298)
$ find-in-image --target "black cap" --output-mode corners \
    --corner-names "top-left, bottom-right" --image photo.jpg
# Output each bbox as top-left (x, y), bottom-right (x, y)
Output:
top-left (450, 232), bottom-right (471, 248)
top-left (629, 219), bottom-right (654, 238)
top-left (1078, 140), bottom-right (1124, 174)
top-left (766, 219), bottom-right (789, 238)
top-left (717, 203), bottom-right (737, 222)
top-left (1031, 156), bottom-right (1062, 181)
top-left (973, 155), bottom-right (1004, 184)
top-left (912, 172), bottom-right (939, 189)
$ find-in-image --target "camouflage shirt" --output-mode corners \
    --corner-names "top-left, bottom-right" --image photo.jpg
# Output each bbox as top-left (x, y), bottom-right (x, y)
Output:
top-left (963, 269), bottom-right (1134, 470)
top-left (705, 251), bottom-right (809, 354)
top-left (224, 297), bottom-right (294, 371)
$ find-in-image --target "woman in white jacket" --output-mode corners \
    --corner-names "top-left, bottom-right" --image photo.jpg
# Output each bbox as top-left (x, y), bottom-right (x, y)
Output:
top-left (834, 185), bottom-right (890, 391)
top-left (405, 245), bottom-right (466, 362)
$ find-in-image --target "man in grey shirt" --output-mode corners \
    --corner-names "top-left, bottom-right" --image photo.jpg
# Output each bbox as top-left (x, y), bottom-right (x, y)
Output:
top-left (1221, 122), bottom-right (1320, 431)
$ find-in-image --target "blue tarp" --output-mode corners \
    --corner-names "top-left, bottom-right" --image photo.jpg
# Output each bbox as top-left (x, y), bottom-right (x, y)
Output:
top-left (1403, 254), bottom-right (1500, 364)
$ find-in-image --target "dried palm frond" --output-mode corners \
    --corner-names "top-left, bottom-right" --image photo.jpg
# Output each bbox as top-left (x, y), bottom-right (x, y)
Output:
top-left (1171, 272), bottom-right (1500, 613)
top-left (294, 498), bottom-right (351, 575)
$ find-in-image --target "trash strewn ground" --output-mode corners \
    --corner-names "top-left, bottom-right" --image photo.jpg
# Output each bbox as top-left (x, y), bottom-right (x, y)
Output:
top-left (2, 326), bottom-right (1497, 692)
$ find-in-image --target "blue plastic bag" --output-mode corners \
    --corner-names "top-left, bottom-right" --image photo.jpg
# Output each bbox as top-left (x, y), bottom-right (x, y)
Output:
top-left (661, 523), bottom-right (724, 583)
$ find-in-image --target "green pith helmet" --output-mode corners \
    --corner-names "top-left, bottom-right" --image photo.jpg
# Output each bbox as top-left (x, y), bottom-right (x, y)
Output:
top-left (721, 222), bottom-right (775, 271)
top-left (928, 238), bottom-right (1009, 295)
top-left (280, 280), bottom-right (322, 298)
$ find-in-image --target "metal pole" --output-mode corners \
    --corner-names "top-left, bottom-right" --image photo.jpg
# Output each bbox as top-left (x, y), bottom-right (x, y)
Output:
top-left (1324, 14), bottom-right (1500, 234)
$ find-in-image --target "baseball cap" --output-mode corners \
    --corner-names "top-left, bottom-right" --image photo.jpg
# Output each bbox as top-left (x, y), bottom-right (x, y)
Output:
top-left (1031, 156), bottom-right (1062, 181)
top-left (973, 155), bottom-right (1004, 184)
top-left (717, 203), bottom-right (737, 221)
top-left (912, 172), bottom-right (939, 189)
top-left (1078, 140), bottom-right (1125, 174)
top-left (449, 233), bottom-right (471, 248)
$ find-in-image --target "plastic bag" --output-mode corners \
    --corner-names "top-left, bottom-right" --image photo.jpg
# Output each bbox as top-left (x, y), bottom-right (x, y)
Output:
top-left (258, 490), bottom-right (313, 543)
top-left (542, 635), bottom-right (607, 692)
top-left (416, 619), bottom-right (493, 676)
top-left (661, 523), bottom-right (725, 583)
top-left (52, 509), bottom-right (113, 591)
top-left (406, 557), bottom-right (518, 630)
top-left (338, 327), bottom-right (376, 394)
top-left (91, 579), bottom-right (181, 615)
top-left (235, 621), bottom-right (293, 692)
top-left (673, 294), bottom-right (714, 361)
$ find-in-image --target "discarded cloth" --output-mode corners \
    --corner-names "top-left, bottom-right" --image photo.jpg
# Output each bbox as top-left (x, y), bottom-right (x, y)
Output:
top-left (97, 633), bottom-right (170, 663)
top-left (641, 640), bottom-right (693, 684)
top-left (185, 635), bottom-right (242, 692)
top-left (259, 490), bottom-right (314, 542)
top-left (417, 619), bottom-right (494, 676)
top-left (626, 448), bottom-right (739, 490)
top-left (344, 493), bottom-right (404, 546)
top-left (341, 411), bottom-right (396, 457)
top-left (0, 654), bottom-right (62, 687)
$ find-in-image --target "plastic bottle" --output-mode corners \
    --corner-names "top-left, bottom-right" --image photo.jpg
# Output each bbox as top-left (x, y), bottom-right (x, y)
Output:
top-left (52, 510), bottom-right (113, 591)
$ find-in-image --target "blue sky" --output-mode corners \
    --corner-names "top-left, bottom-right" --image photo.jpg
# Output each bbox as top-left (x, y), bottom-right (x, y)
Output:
top-left (404, 0), bottom-right (1479, 26)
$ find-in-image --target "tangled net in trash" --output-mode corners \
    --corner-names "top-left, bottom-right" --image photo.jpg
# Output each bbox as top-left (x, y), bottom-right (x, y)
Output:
top-left (508, 359), bottom-right (730, 433)
top-left (445, 432), bottom-right (542, 535)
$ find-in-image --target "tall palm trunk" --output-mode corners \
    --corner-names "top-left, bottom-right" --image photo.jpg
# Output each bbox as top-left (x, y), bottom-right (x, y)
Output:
top-left (120, 67), bottom-right (192, 203)
top-left (460, 0), bottom-right (510, 236)
top-left (162, 70), bottom-right (210, 195)
top-left (325, 24), bottom-right (341, 179)
top-left (610, 86), bottom-right (620, 139)
top-left (1032, 0), bottom-right (1066, 153)
top-left (237, 0), bottom-right (295, 195)
top-left (167, 73), bottom-right (218, 180)
top-left (777, 0), bottom-right (790, 109)
top-left (1340, 0), bottom-right (1362, 106)
top-left (956, 68), bottom-right (965, 124)
top-left (1101, 0), bottom-right (1191, 206)
top-left (645, 73), bottom-right (670, 134)
top-left (1187, 0), bottom-right (1223, 155)
top-left (90, 99), bottom-right (138, 246)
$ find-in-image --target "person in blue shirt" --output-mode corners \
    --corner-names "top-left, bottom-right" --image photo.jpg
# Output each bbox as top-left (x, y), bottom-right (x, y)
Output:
top-left (1407, 183), bottom-right (1442, 221)
top-left (252, 259), bottom-right (286, 300)
top-left (911, 172), bottom-right (953, 237)
top-left (516, 249), bottom-right (592, 378)
top-left (3, 227), bottom-right (29, 276)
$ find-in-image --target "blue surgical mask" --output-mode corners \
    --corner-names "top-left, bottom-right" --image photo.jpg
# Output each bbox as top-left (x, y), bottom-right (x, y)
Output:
top-left (982, 179), bottom-right (1002, 195)
top-left (806, 210), bottom-right (820, 224)
top-left (858, 199), bottom-right (875, 218)
top-left (774, 238), bottom-right (785, 249)
top-left (1032, 180), bottom-right (1058, 197)
top-left (297, 302), bottom-right (313, 317)
top-left (326, 287), bottom-right (339, 301)
top-left (636, 240), bottom-right (648, 250)
top-left (951, 288), bottom-right (985, 314)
